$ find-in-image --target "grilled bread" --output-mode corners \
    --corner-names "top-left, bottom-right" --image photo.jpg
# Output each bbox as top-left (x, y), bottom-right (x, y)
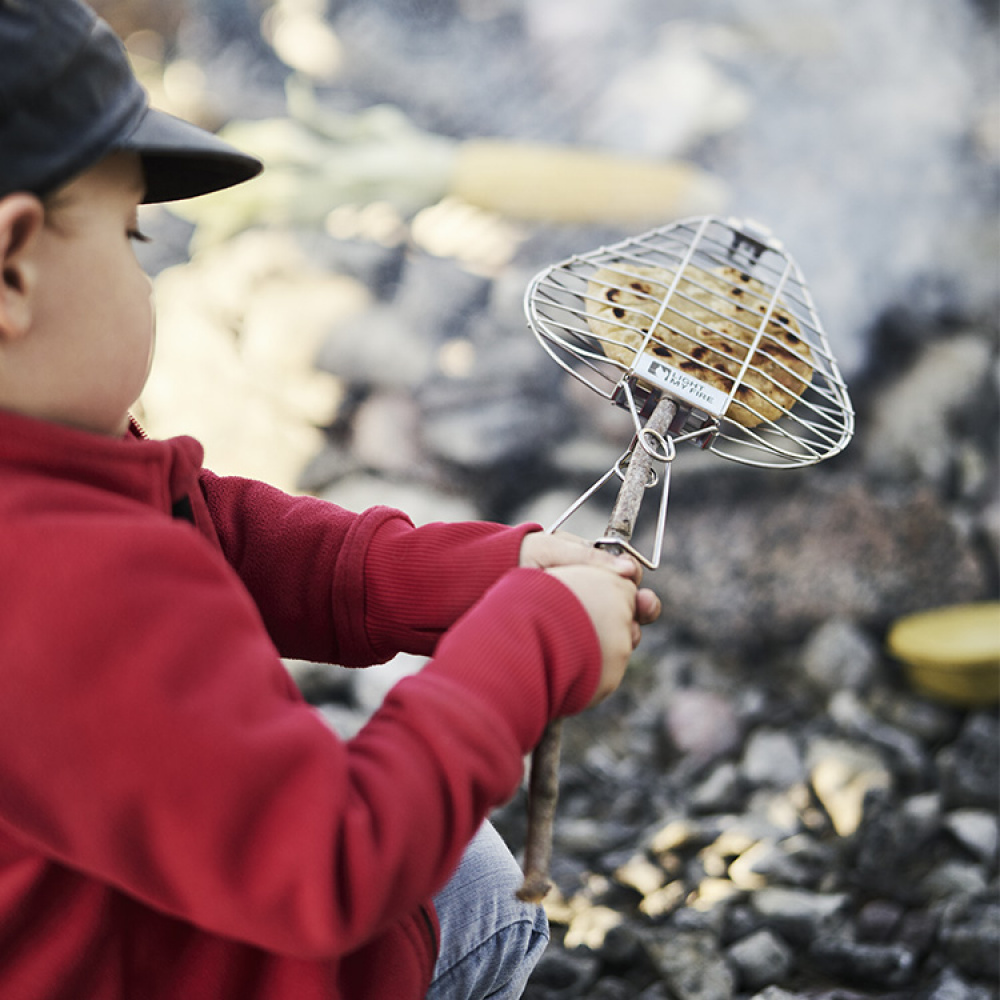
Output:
top-left (586, 263), bottom-right (813, 427)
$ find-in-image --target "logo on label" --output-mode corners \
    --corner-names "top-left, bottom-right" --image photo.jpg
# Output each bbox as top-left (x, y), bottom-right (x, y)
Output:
top-left (634, 355), bottom-right (729, 416)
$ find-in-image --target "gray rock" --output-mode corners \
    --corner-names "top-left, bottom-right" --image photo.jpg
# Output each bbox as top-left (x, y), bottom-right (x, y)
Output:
top-left (750, 887), bottom-right (849, 945)
top-left (851, 790), bottom-right (943, 900)
top-left (318, 306), bottom-right (438, 389)
top-left (649, 474), bottom-right (989, 650)
top-left (284, 659), bottom-right (354, 704)
top-left (486, 264), bottom-right (539, 331)
top-left (512, 487), bottom-right (614, 546)
top-left (943, 809), bottom-right (1000, 866)
top-left (726, 928), bottom-right (794, 990)
top-left (350, 390), bottom-right (427, 476)
top-left (897, 906), bottom-right (939, 958)
top-left (416, 330), bottom-right (565, 472)
top-left (584, 978), bottom-right (633, 1000)
top-left (690, 762), bottom-right (745, 814)
top-left (527, 949), bottom-right (599, 999)
top-left (808, 935), bottom-right (917, 989)
top-left (855, 898), bottom-right (905, 943)
top-left (870, 688), bottom-right (962, 745)
top-left (936, 713), bottom-right (1000, 810)
top-left (643, 929), bottom-right (735, 1000)
top-left (294, 230), bottom-right (402, 295)
top-left (861, 332), bottom-right (994, 488)
top-left (554, 817), bottom-right (634, 857)
top-left (925, 965), bottom-right (998, 1000)
top-left (635, 985), bottom-right (673, 1000)
top-left (800, 618), bottom-right (880, 693)
top-left (919, 861), bottom-right (990, 903)
top-left (297, 440), bottom-right (361, 494)
top-left (769, 835), bottom-right (840, 891)
top-left (901, 791), bottom-right (945, 837)
top-left (742, 728), bottom-right (805, 789)
top-left (389, 251), bottom-right (492, 341)
top-left (714, 805), bottom-right (803, 846)
top-left (938, 899), bottom-right (1000, 981)
top-left (547, 433), bottom-right (634, 487)
top-left (728, 838), bottom-right (820, 891)
top-left (827, 689), bottom-right (930, 782)
top-left (662, 688), bottom-right (743, 764)
top-left (595, 921), bottom-right (646, 968)
top-left (419, 380), bottom-right (564, 468)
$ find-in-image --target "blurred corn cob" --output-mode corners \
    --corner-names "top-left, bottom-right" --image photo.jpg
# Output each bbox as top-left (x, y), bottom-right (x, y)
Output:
top-left (171, 80), bottom-right (726, 246)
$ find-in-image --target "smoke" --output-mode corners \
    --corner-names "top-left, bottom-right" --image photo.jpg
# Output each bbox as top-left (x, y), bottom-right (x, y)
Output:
top-left (205, 0), bottom-right (999, 377)
top-left (668, 0), bottom-right (999, 375)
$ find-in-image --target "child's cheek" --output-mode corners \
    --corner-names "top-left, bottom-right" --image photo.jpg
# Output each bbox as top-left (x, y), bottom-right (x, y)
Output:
top-left (144, 294), bottom-right (156, 380)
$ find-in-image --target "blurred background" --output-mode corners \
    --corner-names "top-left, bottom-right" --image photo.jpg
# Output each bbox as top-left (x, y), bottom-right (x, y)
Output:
top-left (107, 0), bottom-right (999, 499)
top-left (96, 1), bottom-right (999, 996)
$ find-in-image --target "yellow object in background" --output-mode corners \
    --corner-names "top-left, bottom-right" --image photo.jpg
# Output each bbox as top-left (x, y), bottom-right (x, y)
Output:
top-left (888, 602), bottom-right (1000, 707)
top-left (450, 139), bottom-right (727, 226)
top-left (172, 87), bottom-right (728, 249)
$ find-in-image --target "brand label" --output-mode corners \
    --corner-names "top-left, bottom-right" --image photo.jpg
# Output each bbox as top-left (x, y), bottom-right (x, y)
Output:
top-left (633, 354), bottom-right (729, 416)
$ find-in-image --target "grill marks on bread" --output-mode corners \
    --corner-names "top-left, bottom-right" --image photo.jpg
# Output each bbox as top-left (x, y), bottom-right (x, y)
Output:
top-left (585, 264), bottom-right (814, 427)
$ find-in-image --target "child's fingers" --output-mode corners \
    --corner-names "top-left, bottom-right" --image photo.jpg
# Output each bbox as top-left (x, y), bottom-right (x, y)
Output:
top-left (636, 587), bottom-right (661, 626)
top-left (545, 565), bottom-right (639, 707)
top-left (519, 530), bottom-right (593, 568)
top-left (520, 530), bottom-right (644, 585)
top-left (607, 553), bottom-right (643, 585)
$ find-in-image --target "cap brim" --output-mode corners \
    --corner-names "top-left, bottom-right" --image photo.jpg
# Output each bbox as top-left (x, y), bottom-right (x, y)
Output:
top-left (118, 108), bottom-right (262, 204)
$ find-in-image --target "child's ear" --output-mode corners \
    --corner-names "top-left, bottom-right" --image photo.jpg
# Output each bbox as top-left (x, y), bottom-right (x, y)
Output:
top-left (0, 193), bottom-right (44, 342)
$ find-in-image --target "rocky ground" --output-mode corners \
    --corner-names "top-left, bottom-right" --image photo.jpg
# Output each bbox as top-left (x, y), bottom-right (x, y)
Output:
top-left (99, 0), bottom-right (999, 995)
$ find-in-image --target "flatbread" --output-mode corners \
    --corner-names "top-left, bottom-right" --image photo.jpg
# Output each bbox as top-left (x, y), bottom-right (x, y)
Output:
top-left (585, 263), bottom-right (813, 427)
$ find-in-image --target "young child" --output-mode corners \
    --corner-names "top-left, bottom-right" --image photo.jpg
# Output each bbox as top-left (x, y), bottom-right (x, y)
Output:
top-left (0, 2), bottom-right (660, 998)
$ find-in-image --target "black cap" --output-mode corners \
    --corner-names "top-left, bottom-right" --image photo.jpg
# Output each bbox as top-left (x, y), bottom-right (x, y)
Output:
top-left (0, 0), bottom-right (262, 203)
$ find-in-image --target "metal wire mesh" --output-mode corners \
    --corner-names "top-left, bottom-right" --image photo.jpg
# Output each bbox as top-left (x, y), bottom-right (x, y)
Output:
top-left (526, 216), bottom-right (854, 468)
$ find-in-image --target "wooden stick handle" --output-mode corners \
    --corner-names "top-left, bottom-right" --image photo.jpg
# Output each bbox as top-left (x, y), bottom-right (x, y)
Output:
top-left (515, 718), bottom-right (562, 903)
top-left (603, 397), bottom-right (678, 548)
top-left (517, 395), bottom-right (677, 902)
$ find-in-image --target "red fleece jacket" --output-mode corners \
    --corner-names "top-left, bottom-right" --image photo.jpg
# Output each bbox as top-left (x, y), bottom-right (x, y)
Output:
top-left (0, 409), bottom-right (601, 1000)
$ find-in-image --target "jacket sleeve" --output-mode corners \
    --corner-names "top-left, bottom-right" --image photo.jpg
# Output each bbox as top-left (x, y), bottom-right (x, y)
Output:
top-left (199, 470), bottom-right (539, 665)
top-left (0, 513), bottom-right (600, 961)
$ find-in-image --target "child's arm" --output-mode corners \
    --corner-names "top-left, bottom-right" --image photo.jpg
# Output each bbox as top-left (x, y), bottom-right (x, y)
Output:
top-left (0, 511), bottom-right (610, 961)
top-left (198, 470), bottom-right (559, 664)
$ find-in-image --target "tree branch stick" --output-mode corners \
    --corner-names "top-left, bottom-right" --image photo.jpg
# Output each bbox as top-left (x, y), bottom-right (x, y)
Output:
top-left (517, 396), bottom-right (677, 902)
top-left (515, 718), bottom-right (562, 903)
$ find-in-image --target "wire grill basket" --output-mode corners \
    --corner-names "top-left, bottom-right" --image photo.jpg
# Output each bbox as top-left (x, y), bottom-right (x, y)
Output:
top-left (526, 216), bottom-right (854, 469)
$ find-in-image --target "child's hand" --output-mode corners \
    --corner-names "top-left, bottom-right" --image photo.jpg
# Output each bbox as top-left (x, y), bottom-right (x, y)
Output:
top-left (521, 530), bottom-right (640, 580)
top-left (521, 530), bottom-right (662, 636)
top-left (546, 564), bottom-right (652, 709)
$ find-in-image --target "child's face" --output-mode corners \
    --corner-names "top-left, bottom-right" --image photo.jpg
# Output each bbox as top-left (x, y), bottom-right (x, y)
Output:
top-left (27, 151), bottom-right (155, 436)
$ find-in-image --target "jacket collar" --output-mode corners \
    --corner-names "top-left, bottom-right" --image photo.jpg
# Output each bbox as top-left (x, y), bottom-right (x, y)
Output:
top-left (0, 408), bottom-right (205, 515)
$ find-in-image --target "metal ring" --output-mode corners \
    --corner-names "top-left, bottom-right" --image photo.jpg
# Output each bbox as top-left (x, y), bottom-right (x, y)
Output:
top-left (614, 451), bottom-right (659, 488)
top-left (637, 427), bottom-right (675, 463)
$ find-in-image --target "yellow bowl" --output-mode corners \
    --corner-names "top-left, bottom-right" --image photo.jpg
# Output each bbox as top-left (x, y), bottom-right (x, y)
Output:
top-left (887, 602), bottom-right (1000, 707)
